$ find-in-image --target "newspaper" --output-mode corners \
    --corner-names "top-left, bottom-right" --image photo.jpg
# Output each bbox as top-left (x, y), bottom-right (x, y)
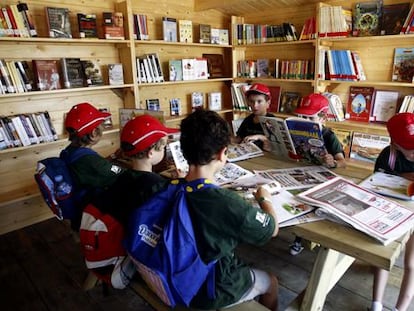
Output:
top-left (226, 142), bottom-right (264, 162)
top-left (254, 166), bottom-right (337, 190)
top-left (296, 176), bottom-right (414, 245)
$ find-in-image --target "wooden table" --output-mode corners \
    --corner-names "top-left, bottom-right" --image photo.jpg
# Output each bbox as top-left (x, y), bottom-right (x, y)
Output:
top-left (238, 153), bottom-right (413, 311)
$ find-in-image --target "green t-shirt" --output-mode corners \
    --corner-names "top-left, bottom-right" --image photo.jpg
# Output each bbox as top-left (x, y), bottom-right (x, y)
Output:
top-left (187, 187), bottom-right (276, 309)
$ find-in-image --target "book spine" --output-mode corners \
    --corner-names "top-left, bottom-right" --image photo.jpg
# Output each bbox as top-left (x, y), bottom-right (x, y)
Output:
top-left (0, 59), bottom-right (15, 93)
top-left (9, 4), bottom-right (28, 38)
top-left (17, 2), bottom-right (37, 37)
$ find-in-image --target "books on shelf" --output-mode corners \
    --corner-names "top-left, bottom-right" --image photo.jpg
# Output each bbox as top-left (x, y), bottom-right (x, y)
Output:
top-left (296, 175), bottom-right (414, 245)
top-left (318, 5), bottom-right (350, 38)
top-left (359, 171), bottom-right (414, 201)
top-left (61, 58), bottom-right (85, 88)
top-left (392, 47), bottom-right (414, 83)
top-left (322, 92), bottom-right (345, 121)
top-left (77, 13), bottom-right (98, 38)
top-left (162, 17), bottom-right (177, 42)
top-left (231, 82), bottom-right (250, 111)
top-left (226, 142), bottom-right (264, 163)
top-left (32, 59), bottom-right (62, 91)
top-left (146, 98), bottom-right (161, 111)
top-left (191, 92), bottom-right (204, 111)
top-left (345, 86), bottom-right (375, 122)
top-left (202, 54), bottom-right (225, 78)
top-left (45, 7), bottom-right (72, 38)
top-left (208, 92), bottom-right (222, 111)
top-left (133, 13), bottom-right (148, 40)
top-left (353, 1), bottom-right (383, 37)
top-left (178, 19), bottom-right (192, 43)
top-left (16, 2), bottom-right (37, 37)
top-left (168, 59), bottom-right (183, 81)
top-left (370, 90), bottom-right (399, 123)
top-left (349, 131), bottom-right (390, 164)
top-left (199, 24), bottom-right (211, 43)
top-left (169, 98), bottom-right (182, 116)
top-left (81, 60), bottom-right (104, 86)
top-left (380, 2), bottom-right (410, 35)
top-left (108, 63), bottom-right (124, 85)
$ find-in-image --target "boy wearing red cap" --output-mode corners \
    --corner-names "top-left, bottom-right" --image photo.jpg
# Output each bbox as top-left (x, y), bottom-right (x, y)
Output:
top-left (234, 83), bottom-right (275, 150)
top-left (63, 102), bottom-right (125, 229)
top-left (180, 109), bottom-right (278, 310)
top-left (289, 93), bottom-right (346, 255)
top-left (370, 112), bottom-right (414, 311)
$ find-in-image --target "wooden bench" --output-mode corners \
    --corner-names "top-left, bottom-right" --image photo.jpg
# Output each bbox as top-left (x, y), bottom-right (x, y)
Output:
top-left (129, 278), bottom-right (271, 311)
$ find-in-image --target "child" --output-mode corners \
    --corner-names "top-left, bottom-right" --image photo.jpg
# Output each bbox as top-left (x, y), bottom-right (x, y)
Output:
top-left (64, 102), bottom-right (125, 229)
top-left (289, 93), bottom-right (346, 255)
top-left (370, 112), bottom-right (414, 311)
top-left (234, 83), bottom-right (275, 150)
top-left (80, 115), bottom-right (179, 289)
top-left (180, 109), bottom-right (279, 310)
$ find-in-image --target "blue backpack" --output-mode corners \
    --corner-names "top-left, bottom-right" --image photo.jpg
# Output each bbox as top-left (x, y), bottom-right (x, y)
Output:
top-left (34, 147), bottom-right (97, 220)
top-left (125, 178), bottom-right (217, 307)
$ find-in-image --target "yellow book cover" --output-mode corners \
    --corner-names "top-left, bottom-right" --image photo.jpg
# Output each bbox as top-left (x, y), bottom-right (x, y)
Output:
top-left (178, 19), bottom-right (192, 43)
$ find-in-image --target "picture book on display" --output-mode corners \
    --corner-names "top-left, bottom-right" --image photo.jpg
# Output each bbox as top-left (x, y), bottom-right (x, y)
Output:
top-left (169, 98), bottom-right (181, 116)
top-left (108, 63), bottom-right (124, 85)
top-left (191, 92), bottom-right (204, 111)
top-left (146, 99), bottom-right (161, 111)
top-left (81, 60), bottom-right (104, 86)
top-left (45, 7), bottom-right (72, 38)
top-left (32, 59), bottom-right (62, 91)
top-left (178, 20), bottom-right (192, 43)
top-left (370, 90), bottom-right (399, 123)
top-left (296, 175), bottom-right (414, 245)
top-left (331, 128), bottom-right (352, 158)
top-left (77, 13), bottom-right (98, 38)
top-left (359, 171), bottom-right (414, 201)
top-left (353, 1), bottom-right (383, 37)
top-left (208, 92), bottom-right (222, 111)
top-left (226, 142), bottom-right (264, 162)
top-left (349, 132), bottom-right (390, 164)
top-left (162, 17), bottom-right (177, 42)
top-left (169, 60), bottom-right (183, 81)
top-left (345, 86), bottom-right (375, 122)
top-left (202, 54), bottom-right (225, 78)
top-left (61, 58), bottom-right (85, 88)
top-left (380, 2), bottom-right (410, 35)
top-left (102, 12), bottom-right (125, 39)
top-left (392, 47), bottom-right (414, 83)
top-left (199, 24), bottom-right (211, 43)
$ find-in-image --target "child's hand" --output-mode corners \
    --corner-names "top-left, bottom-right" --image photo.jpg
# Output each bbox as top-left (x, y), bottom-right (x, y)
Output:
top-left (322, 153), bottom-right (337, 168)
top-left (243, 134), bottom-right (267, 144)
top-left (254, 186), bottom-right (271, 203)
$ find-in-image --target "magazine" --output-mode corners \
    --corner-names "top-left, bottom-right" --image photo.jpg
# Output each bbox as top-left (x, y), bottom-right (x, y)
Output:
top-left (259, 116), bottom-right (328, 164)
top-left (226, 142), bottom-right (264, 162)
top-left (359, 171), bottom-right (414, 201)
top-left (296, 176), bottom-right (414, 245)
top-left (254, 166), bottom-right (337, 190)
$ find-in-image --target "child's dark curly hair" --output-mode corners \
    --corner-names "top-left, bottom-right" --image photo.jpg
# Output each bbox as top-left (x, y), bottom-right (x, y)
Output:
top-left (180, 109), bottom-right (231, 165)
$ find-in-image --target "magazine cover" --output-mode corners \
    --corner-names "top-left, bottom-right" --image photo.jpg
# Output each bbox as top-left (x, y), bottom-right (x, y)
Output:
top-left (392, 47), bottom-right (414, 83)
top-left (349, 132), bottom-right (390, 163)
top-left (359, 171), bottom-right (414, 201)
top-left (285, 117), bottom-right (328, 165)
top-left (297, 176), bottom-right (414, 245)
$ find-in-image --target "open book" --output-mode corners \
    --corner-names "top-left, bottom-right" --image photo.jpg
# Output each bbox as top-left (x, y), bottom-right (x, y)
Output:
top-left (259, 116), bottom-right (328, 164)
top-left (296, 176), bottom-right (414, 245)
top-left (359, 171), bottom-right (414, 201)
top-left (226, 142), bottom-right (264, 162)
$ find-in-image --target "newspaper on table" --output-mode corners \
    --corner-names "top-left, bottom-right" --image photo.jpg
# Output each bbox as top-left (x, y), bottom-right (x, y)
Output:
top-left (254, 166), bottom-right (337, 190)
top-left (296, 176), bottom-right (414, 245)
top-left (226, 142), bottom-right (264, 162)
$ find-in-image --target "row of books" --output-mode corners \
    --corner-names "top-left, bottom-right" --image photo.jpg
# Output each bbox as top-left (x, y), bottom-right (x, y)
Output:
top-left (397, 94), bottom-right (414, 113)
top-left (0, 58), bottom-right (123, 94)
top-left (136, 53), bottom-right (164, 83)
top-left (0, 112), bottom-right (58, 150)
top-left (232, 22), bottom-right (298, 45)
top-left (0, 3), bottom-right (37, 38)
top-left (318, 5), bottom-right (351, 38)
top-left (319, 49), bottom-right (366, 81)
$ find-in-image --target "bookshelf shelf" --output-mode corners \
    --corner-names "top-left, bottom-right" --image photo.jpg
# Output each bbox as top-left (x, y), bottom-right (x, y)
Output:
top-left (135, 40), bottom-right (231, 49)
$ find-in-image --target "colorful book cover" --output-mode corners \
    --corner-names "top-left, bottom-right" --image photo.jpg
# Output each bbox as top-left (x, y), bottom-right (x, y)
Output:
top-left (169, 98), bottom-right (181, 116)
top-left (191, 92), bottom-right (204, 111)
top-left (32, 59), bottom-right (62, 91)
top-left (349, 131), bottom-right (390, 163)
top-left (178, 19), bottom-right (192, 43)
top-left (285, 117), bottom-right (328, 165)
top-left (392, 47), bottom-right (414, 82)
top-left (345, 86), bottom-right (375, 122)
top-left (169, 59), bottom-right (182, 81)
top-left (331, 128), bottom-right (352, 158)
top-left (77, 13), bottom-right (97, 38)
top-left (353, 1), bottom-right (383, 37)
top-left (146, 98), bottom-right (161, 111)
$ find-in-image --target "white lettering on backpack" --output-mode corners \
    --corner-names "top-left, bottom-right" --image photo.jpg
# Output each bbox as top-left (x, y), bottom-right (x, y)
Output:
top-left (138, 224), bottom-right (160, 247)
top-left (110, 165), bottom-right (122, 174)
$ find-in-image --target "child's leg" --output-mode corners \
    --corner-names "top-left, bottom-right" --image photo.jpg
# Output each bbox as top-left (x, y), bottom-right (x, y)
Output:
top-left (370, 267), bottom-right (389, 311)
top-left (395, 233), bottom-right (414, 311)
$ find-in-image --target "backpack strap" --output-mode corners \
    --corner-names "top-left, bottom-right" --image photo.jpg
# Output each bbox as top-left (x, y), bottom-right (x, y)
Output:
top-left (388, 145), bottom-right (397, 171)
top-left (60, 147), bottom-right (97, 164)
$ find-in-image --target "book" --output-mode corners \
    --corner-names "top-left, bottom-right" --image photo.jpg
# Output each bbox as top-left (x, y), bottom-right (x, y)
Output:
top-left (45, 7), bottom-right (72, 38)
top-left (108, 63), bottom-right (124, 85)
top-left (219, 29), bottom-right (229, 45)
top-left (359, 171), bottom-right (414, 201)
top-left (370, 90), bottom-right (399, 123)
top-left (208, 92), bottom-right (222, 111)
top-left (178, 20), bottom-right (192, 43)
top-left (296, 175), bottom-right (414, 245)
top-left (32, 59), bottom-right (62, 91)
top-left (15, 60), bottom-right (34, 91)
top-left (268, 86), bottom-right (281, 113)
top-left (353, 1), bottom-right (383, 37)
top-left (210, 28), bottom-right (220, 44)
top-left (331, 128), bottom-right (352, 158)
top-left (16, 2), bottom-right (37, 37)
top-left (146, 98), bottom-right (161, 111)
top-left (199, 24), bottom-right (211, 43)
top-left (61, 58), bottom-right (85, 88)
top-left (168, 59), bottom-right (182, 81)
top-left (345, 86), bottom-right (375, 122)
top-left (103, 25), bottom-right (125, 39)
top-left (81, 60), bottom-right (104, 86)
top-left (380, 2), bottom-right (410, 35)
top-left (392, 47), bottom-right (414, 83)
top-left (194, 58), bottom-right (209, 80)
top-left (119, 108), bottom-right (165, 129)
top-left (169, 98), bottom-right (181, 116)
top-left (133, 13), bottom-right (149, 40)
top-left (349, 132), bottom-right (390, 164)
top-left (279, 91), bottom-right (301, 114)
top-left (0, 59), bottom-right (15, 93)
top-left (162, 17), bottom-right (177, 42)
top-left (182, 58), bottom-right (196, 80)
top-left (256, 58), bottom-right (269, 77)
top-left (254, 165), bottom-right (337, 190)
top-left (191, 92), bottom-right (204, 111)
top-left (77, 13), bottom-right (98, 38)
top-left (226, 142), bottom-right (264, 163)
top-left (323, 92), bottom-right (345, 121)
top-left (202, 54), bottom-right (225, 78)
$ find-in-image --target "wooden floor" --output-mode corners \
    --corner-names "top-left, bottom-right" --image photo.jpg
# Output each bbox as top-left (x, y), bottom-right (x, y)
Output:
top-left (0, 218), bottom-right (412, 311)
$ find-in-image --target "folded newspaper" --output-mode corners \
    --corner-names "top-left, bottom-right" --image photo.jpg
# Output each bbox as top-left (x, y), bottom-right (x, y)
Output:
top-left (226, 142), bottom-right (264, 162)
top-left (296, 176), bottom-right (414, 245)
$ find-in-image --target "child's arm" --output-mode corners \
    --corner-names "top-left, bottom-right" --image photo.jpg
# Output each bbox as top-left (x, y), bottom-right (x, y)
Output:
top-left (243, 134), bottom-right (271, 152)
top-left (321, 152), bottom-right (346, 168)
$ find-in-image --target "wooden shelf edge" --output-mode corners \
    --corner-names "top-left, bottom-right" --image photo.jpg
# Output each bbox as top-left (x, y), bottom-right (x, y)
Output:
top-left (135, 39), bottom-right (232, 48)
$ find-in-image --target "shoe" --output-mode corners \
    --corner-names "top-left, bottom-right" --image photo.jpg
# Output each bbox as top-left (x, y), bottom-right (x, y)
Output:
top-left (289, 241), bottom-right (304, 256)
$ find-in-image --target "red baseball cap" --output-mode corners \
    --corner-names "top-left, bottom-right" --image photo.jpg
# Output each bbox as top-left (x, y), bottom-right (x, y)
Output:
top-left (121, 115), bottom-right (179, 156)
top-left (245, 83), bottom-right (271, 99)
top-left (295, 93), bottom-right (329, 116)
top-left (65, 102), bottom-right (111, 137)
top-left (387, 113), bottom-right (414, 150)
